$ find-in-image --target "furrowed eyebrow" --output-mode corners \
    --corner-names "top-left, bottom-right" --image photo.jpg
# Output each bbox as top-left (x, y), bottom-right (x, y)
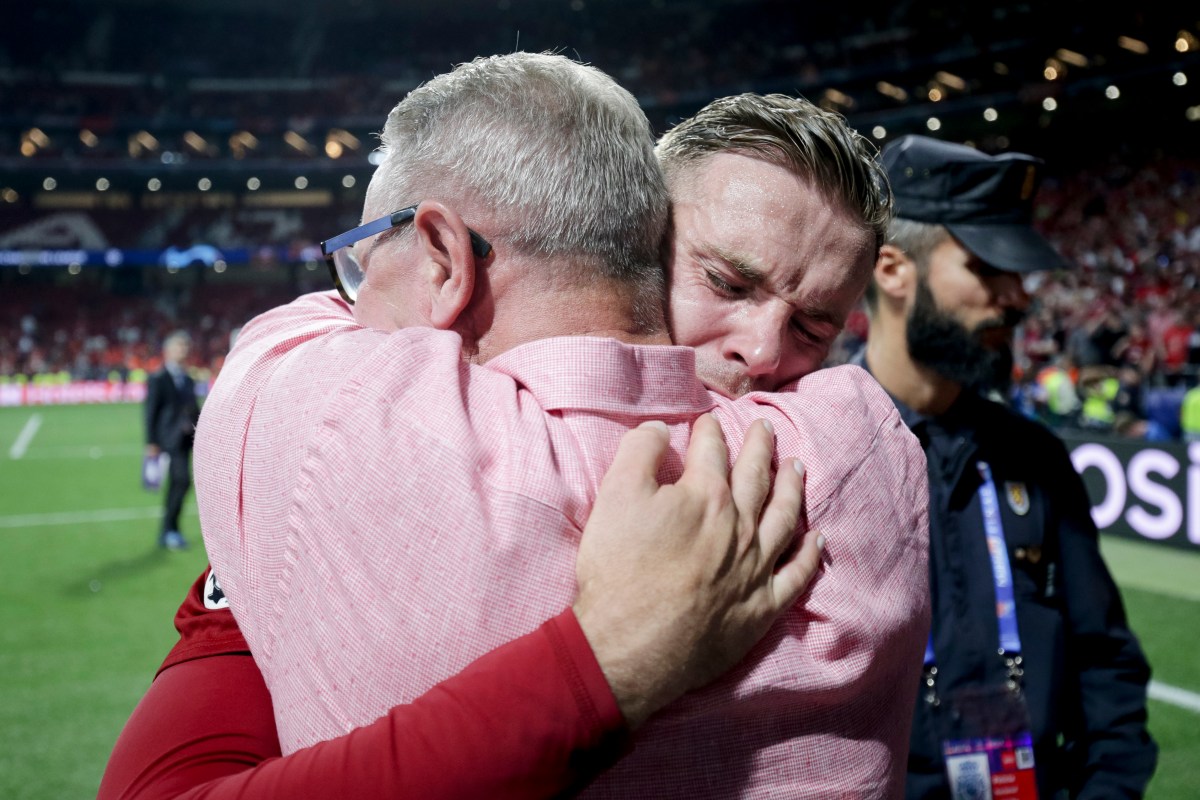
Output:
top-left (708, 245), bottom-right (767, 284)
top-left (706, 244), bottom-right (842, 328)
top-left (795, 301), bottom-right (842, 329)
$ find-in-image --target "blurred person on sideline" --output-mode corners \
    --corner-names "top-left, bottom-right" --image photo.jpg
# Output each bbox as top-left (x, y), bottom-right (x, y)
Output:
top-left (103, 59), bottom-right (927, 799)
top-left (859, 134), bottom-right (1156, 799)
top-left (143, 331), bottom-right (199, 551)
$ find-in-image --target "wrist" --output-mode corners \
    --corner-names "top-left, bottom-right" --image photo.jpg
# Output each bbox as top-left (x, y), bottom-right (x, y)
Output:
top-left (572, 596), bottom-right (677, 730)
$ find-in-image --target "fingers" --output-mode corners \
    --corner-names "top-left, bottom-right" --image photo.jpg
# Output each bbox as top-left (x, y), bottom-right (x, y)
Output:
top-left (729, 419), bottom-right (776, 528)
top-left (770, 528), bottom-right (826, 610)
top-left (757, 458), bottom-right (804, 564)
top-left (681, 413), bottom-right (730, 483)
top-left (601, 420), bottom-right (671, 496)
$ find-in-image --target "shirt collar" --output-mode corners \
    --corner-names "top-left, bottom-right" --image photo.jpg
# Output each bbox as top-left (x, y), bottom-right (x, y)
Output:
top-left (487, 336), bottom-right (716, 416)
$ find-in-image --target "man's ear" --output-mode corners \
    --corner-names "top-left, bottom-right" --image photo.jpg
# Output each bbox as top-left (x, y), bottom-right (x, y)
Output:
top-left (874, 244), bottom-right (915, 304)
top-left (412, 201), bottom-right (479, 330)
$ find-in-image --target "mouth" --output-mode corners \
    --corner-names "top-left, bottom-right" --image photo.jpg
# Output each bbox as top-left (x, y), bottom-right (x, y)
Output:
top-left (698, 370), bottom-right (757, 399)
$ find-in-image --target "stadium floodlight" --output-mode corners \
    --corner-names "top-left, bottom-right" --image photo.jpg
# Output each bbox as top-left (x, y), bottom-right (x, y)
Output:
top-left (230, 131), bottom-right (259, 159)
top-left (1174, 72), bottom-right (1188, 86)
top-left (983, 107), bottom-right (999, 122)
top-left (295, 176), bottom-right (309, 190)
top-left (79, 130), bottom-right (98, 147)
top-left (871, 126), bottom-right (887, 140)
top-left (1056, 48), bottom-right (1089, 67)
top-left (926, 117), bottom-right (941, 131)
top-left (1106, 85), bottom-right (1121, 100)
top-left (1118, 36), bottom-right (1149, 54)
top-left (2, 188), bottom-right (18, 203)
top-left (247, 177), bottom-right (261, 191)
top-left (327, 129), bottom-right (361, 149)
top-left (934, 71), bottom-right (966, 91)
top-left (96, 178), bottom-right (110, 191)
top-left (148, 178), bottom-right (162, 192)
top-left (342, 175), bottom-right (357, 188)
top-left (43, 177), bottom-right (57, 191)
top-left (184, 132), bottom-right (209, 153)
top-left (876, 81), bottom-right (908, 101)
top-left (285, 131), bottom-right (311, 154)
top-left (1043, 98), bottom-right (1058, 111)
top-left (822, 88), bottom-right (854, 108)
top-left (198, 178), bottom-right (212, 191)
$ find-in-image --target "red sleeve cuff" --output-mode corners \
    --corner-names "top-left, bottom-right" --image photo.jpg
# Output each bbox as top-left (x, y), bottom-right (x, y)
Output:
top-left (542, 608), bottom-right (633, 788)
top-left (544, 607), bottom-right (627, 735)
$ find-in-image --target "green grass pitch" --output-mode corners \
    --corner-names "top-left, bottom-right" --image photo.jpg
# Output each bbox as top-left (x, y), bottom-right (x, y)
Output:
top-left (0, 403), bottom-right (1196, 798)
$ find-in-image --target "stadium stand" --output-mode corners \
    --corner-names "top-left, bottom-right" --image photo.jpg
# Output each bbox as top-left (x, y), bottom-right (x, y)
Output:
top-left (1, 0), bottom-right (1198, 440)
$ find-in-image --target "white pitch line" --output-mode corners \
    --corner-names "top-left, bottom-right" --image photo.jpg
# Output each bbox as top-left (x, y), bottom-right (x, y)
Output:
top-left (20, 444), bottom-right (143, 460)
top-left (0, 507), bottom-right (162, 529)
top-left (1150, 680), bottom-right (1200, 714)
top-left (8, 413), bottom-right (43, 459)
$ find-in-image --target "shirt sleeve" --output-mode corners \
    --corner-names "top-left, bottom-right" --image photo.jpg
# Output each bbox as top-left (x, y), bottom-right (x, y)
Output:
top-left (98, 608), bottom-right (630, 800)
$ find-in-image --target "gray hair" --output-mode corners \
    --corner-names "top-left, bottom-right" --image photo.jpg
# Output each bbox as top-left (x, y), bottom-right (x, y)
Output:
top-left (864, 217), bottom-right (950, 308)
top-left (656, 93), bottom-right (893, 254)
top-left (366, 52), bottom-right (669, 309)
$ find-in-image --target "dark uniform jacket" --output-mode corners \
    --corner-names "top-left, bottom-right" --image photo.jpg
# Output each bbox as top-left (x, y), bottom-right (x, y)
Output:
top-left (145, 366), bottom-right (200, 453)
top-left (892, 388), bottom-right (1156, 799)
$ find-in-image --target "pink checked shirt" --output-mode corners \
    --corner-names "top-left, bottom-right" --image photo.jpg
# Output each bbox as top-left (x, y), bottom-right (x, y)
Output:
top-left (197, 291), bottom-right (929, 799)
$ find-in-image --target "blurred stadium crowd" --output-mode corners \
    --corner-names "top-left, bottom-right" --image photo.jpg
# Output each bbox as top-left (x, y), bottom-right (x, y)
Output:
top-left (2, 0), bottom-right (1198, 440)
top-left (6, 151), bottom-right (1200, 439)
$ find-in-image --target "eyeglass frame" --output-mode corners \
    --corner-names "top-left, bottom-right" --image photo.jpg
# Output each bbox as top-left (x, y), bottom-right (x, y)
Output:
top-left (319, 204), bottom-right (493, 305)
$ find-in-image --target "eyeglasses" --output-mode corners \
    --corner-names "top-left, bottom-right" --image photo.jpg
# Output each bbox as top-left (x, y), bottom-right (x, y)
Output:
top-left (320, 204), bottom-right (493, 304)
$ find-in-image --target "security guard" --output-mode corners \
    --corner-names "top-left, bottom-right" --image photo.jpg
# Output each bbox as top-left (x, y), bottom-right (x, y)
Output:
top-left (860, 135), bottom-right (1156, 799)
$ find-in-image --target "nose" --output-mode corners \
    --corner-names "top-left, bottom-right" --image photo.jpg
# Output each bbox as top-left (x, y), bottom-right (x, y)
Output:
top-left (721, 305), bottom-right (787, 377)
top-left (991, 272), bottom-right (1030, 313)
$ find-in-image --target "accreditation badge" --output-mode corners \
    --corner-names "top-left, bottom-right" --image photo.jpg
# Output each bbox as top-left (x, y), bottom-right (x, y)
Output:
top-left (940, 684), bottom-right (1038, 800)
top-left (944, 732), bottom-right (1038, 799)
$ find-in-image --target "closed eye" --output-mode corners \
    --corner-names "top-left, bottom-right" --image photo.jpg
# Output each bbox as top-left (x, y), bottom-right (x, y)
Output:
top-left (791, 320), bottom-right (821, 344)
top-left (706, 269), bottom-right (749, 297)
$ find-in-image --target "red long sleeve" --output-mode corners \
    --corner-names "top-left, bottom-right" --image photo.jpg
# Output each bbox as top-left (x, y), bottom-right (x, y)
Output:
top-left (100, 607), bottom-right (629, 799)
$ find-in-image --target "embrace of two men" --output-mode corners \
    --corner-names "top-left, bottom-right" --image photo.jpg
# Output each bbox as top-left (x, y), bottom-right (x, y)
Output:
top-left (102, 50), bottom-right (1153, 800)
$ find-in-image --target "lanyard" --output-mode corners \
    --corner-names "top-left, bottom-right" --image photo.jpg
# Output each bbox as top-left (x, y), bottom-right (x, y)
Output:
top-left (924, 461), bottom-right (1022, 666)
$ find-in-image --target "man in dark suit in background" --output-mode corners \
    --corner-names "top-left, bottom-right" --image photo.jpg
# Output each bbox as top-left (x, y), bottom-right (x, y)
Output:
top-left (144, 331), bottom-right (200, 550)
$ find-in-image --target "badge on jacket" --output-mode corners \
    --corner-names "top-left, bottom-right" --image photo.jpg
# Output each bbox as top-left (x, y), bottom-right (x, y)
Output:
top-left (1005, 481), bottom-right (1030, 516)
